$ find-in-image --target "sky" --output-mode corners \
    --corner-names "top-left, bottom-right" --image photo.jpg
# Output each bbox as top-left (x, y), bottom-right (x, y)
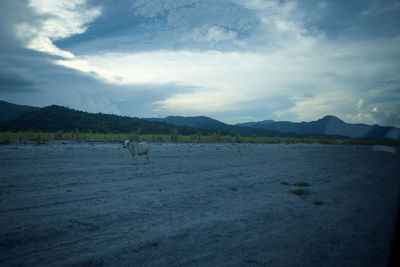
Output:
top-left (0, 0), bottom-right (399, 126)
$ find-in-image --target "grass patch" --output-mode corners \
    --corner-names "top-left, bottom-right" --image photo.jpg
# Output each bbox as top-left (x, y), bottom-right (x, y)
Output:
top-left (2, 131), bottom-right (399, 146)
top-left (353, 209), bottom-right (362, 213)
top-left (289, 188), bottom-right (310, 196)
top-left (280, 181), bottom-right (290, 185)
top-left (293, 182), bottom-right (310, 187)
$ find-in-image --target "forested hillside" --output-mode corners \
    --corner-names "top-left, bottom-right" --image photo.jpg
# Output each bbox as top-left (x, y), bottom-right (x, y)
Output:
top-left (1, 105), bottom-right (201, 135)
top-left (0, 100), bottom-right (39, 121)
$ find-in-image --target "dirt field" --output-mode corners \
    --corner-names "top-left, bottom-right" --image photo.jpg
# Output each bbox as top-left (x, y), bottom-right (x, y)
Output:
top-left (1, 142), bottom-right (399, 266)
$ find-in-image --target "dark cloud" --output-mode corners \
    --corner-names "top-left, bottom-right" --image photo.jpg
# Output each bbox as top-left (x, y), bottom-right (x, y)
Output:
top-left (0, 65), bottom-right (40, 92)
top-left (0, 1), bottom-right (50, 93)
top-left (300, 0), bottom-right (400, 39)
top-left (384, 80), bottom-right (400, 85)
top-left (303, 93), bottom-right (315, 98)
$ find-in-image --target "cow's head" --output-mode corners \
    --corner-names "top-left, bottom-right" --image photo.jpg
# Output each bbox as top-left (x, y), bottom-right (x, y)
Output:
top-left (123, 140), bottom-right (130, 148)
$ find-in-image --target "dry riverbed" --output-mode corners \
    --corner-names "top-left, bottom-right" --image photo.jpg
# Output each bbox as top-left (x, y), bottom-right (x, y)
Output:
top-left (1, 142), bottom-right (399, 266)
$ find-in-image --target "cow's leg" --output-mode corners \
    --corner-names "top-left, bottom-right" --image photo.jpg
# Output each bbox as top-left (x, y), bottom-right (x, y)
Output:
top-left (129, 150), bottom-right (137, 165)
top-left (145, 152), bottom-right (149, 164)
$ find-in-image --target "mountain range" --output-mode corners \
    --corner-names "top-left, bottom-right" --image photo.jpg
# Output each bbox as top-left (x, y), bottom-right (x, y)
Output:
top-left (145, 116), bottom-right (295, 138)
top-left (145, 115), bottom-right (400, 140)
top-left (0, 100), bottom-right (399, 140)
top-left (0, 104), bottom-right (201, 135)
top-left (236, 116), bottom-right (400, 140)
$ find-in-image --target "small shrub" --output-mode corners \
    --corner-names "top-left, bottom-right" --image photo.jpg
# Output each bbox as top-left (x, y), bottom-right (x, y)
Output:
top-left (33, 133), bottom-right (43, 144)
top-left (235, 135), bottom-right (241, 143)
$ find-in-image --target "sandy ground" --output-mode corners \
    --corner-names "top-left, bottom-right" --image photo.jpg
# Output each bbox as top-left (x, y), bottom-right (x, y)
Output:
top-left (0, 142), bottom-right (399, 266)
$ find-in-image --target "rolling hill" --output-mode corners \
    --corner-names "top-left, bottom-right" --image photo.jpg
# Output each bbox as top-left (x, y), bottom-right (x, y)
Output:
top-left (144, 116), bottom-right (306, 138)
top-left (1, 105), bottom-right (287, 137)
top-left (0, 102), bottom-right (282, 137)
top-left (0, 105), bottom-right (202, 135)
top-left (0, 100), bottom-right (39, 121)
top-left (0, 102), bottom-right (297, 138)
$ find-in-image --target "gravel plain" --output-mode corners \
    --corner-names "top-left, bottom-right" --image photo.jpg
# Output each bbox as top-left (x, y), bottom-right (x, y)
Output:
top-left (1, 142), bottom-right (399, 266)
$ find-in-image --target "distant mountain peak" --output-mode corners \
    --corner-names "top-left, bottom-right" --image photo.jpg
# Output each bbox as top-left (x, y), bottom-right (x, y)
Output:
top-left (320, 115), bottom-right (344, 123)
top-left (146, 115), bottom-right (228, 129)
top-left (165, 115), bottom-right (216, 121)
top-left (236, 115), bottom-right (399, 140)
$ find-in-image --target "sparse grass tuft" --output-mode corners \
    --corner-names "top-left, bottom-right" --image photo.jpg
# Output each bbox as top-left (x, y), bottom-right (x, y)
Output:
top-left (353, 209), bottom-right (362, 213)
top-left (289, 188), bottom-right (310, 197)
top-left (280, 181), bottom-right (290, 185)
top-left (313, 200), bottom-right (324, 205)
top-left (294, 182), bottom-right (310, 187)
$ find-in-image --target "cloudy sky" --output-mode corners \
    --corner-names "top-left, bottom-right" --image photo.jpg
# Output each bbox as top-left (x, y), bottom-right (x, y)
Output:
top-left (0, 0), bottom-right (399, 126)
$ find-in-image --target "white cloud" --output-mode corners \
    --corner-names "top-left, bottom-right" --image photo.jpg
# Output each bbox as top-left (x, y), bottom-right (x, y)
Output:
top-left (343, 81), bottom-right (400, 126)
top-left (16, 0), bottom-right (101, 58)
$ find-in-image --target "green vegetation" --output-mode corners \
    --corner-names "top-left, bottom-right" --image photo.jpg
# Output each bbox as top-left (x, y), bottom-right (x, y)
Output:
top-left (280, 181), bottom-right (290, 185)
top-left (1, 130), bottom-right (400, 145)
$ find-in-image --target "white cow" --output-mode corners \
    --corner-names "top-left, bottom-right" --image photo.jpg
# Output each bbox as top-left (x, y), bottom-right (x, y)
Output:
top-left (123, 140), bottom-right (150, 165)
